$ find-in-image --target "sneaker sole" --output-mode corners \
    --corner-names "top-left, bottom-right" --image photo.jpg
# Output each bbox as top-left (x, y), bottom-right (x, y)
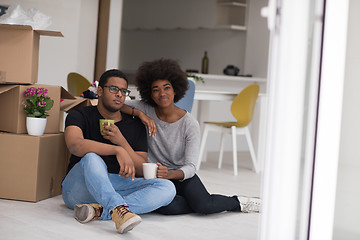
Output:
top-left (74, 204), bottom-right (94, 223)
top-left (118, 215), bottom-right (142, 234)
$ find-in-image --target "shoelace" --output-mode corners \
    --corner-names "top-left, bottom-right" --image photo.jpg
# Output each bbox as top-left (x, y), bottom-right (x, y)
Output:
top-left (114, 205), bottom-right (131, 219)
top-left (93, 205), bottom-right (103, 218)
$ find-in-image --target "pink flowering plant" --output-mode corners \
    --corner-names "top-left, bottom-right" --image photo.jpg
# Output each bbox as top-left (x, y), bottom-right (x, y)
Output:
top-left (22, 87), bottom-right (54, 118)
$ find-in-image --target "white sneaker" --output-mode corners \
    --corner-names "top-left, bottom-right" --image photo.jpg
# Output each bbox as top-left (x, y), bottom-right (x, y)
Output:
top-left (238, 196), bottom-right (261, 213)
top-left (74, 203), bottom-right (103, 223)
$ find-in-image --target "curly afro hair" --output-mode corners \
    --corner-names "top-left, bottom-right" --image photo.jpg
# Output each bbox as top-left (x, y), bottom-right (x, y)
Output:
top-left (135, 59), bottom-right (188, 107)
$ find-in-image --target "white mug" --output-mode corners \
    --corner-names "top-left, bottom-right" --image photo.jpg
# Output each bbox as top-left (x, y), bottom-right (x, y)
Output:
top-left (142, 163), bottom-right (158, 179)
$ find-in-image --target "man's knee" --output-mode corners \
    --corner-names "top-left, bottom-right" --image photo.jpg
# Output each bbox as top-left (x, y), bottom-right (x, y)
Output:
top-left (164, 180), bottom-right (176, 198)
top-left (82, 152), bottom-right (100, 161)
top-left (156, 179), bottom-right (176, 203)
top-left (81, 152), bottom-right (106, 169)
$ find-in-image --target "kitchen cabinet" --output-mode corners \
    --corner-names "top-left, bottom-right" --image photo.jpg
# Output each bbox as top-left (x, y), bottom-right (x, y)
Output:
top-left (120, 0), bottom-right (268, 78)
top-left (122, 0), bottom-right (248, 31)
top-left (216, 0), bottom-right (248, 30)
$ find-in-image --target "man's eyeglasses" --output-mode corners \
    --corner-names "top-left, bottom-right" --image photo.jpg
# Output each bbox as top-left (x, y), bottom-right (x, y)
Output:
top-left (104, 85), bottom-right (131, 96)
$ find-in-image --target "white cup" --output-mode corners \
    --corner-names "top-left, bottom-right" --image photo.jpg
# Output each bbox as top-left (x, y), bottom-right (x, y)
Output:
top-left (142, 163), bottom-right (158, 179)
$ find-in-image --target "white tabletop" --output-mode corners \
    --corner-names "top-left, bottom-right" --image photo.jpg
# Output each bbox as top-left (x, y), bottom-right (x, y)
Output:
top-left (194, 90), bottom-right (237, 101)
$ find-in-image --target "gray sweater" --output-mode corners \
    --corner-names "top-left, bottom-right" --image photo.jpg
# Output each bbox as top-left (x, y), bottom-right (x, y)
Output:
top-left (125, 100), bottom-right (200, 180)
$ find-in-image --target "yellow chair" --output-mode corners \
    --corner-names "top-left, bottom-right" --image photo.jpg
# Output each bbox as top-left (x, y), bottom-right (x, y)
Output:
top-left (67, 72), bottom-right (92, 96)
top-left (196, 83), bottom-right (260, 176)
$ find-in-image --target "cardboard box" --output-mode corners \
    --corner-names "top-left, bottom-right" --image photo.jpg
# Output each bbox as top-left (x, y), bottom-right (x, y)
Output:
top-left (0, 24), bottom-right (63, 84)
top-left (61, 96), bottom-right (98, 112)
top-left (59, 97), bottom-right (98, 132)
top-left (0, 71), bottom-right (5, 82)
top-left (0, 84), bottom-right (75, 134)
top-left (0, 132), bottom-right (69, 202)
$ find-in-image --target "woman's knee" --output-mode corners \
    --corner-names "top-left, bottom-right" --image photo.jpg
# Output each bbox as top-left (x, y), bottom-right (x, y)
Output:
top-left (191, 200), bottom-right (213, 214)
top-left (156, 195), bottom-right (192, 215)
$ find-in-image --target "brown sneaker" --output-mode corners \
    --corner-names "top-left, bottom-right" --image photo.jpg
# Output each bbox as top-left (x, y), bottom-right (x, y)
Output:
top-left (74, 203), bottom-right (103, 223)
top-left (110, 205), bottom-right (142, 234)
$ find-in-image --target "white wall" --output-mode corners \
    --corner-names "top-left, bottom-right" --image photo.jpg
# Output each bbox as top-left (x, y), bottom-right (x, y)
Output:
top-left (119, 0), bottom-right (247, 76)
top-left (106, 0), bottom-right (123, 70)
top-left (244, 0), bottom-right (269, 78)
top-left (120, 29), bottom-right (247, 76)
top-left (333, 0), bottom-right (360, 239)
top-left (0, 0), bottom-right (98, 88)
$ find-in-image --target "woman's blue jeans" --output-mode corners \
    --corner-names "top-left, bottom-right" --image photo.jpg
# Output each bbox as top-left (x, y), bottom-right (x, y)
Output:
top-left (62, 152), bottom-right (176, 220)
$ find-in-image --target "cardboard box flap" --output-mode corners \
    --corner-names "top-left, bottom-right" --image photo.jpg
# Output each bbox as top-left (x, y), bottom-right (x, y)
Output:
top-left (61, 97), bottom-right (98, 112)
top-left (35, 30), bottom-right (63, 37)
top-left (61, 97), bottom-right (87, 112)
top-left (60, 88), bottom-right (88, 112)
top-left (0, 24), bottom-right (63, 37)
top-left (61, 87), bottom-right (75, 100)
top-left (60, 87), bottom-right (77, 111)
top-left (89, 99), bottom-right (98, 106)
top-left (0, 24), bottom-right (32, 31)
top-left (0, 85), bottom-right (18, 94)
top-left (0, 84), bottom-right (73, 98)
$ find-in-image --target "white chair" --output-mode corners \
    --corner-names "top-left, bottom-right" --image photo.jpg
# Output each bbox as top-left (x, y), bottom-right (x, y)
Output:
top-left (196, 83), bottom-right (260, 176)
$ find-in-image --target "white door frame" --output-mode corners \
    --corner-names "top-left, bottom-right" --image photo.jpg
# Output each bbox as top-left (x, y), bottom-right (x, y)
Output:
top-left (259, 0), bottom-right (349, 239)
top-left (309, 0), bottom-right (349, 239)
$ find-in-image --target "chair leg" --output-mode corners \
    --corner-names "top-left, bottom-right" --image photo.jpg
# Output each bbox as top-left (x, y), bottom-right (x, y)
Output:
top-left (231, 126), bottom-right (238, 176)
top-left (245, 127), bottom-right (259, 173)
top-left (197, 124), bottom-right (209, 171)
top-left (218, 131), bottom-right (225, 169)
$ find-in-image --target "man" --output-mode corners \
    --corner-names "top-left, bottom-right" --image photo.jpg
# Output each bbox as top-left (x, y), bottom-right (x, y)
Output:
top-left (62, 69), bottom-right (176, 234)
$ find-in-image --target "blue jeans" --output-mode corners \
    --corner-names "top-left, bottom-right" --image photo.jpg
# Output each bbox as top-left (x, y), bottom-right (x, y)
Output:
top-left (62, 153), bottom-right (176, 220)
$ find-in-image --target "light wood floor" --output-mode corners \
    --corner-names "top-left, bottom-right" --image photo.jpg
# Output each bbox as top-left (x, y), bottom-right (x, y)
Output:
top-left (0, 152), bottom-right (262, 240)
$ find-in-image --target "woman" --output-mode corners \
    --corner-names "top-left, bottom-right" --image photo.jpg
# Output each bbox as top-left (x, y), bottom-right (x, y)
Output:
top-left (122, 59), bottom-right (260, 214)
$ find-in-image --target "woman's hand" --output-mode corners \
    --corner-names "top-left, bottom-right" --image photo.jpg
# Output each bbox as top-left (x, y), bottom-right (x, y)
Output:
top-left (156, 163), bottom-right (169, 179)
top-left (102, 123), bottom-right (126, 146)
top-left (156, 163), bottom-right (185, 180)
top-left (138, 112), bottom-right (157, 137)
top-left (115, 147), bottom-right (135, 180)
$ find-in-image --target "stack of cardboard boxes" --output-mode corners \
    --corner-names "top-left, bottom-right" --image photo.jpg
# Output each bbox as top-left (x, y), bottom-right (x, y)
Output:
top-left (0, 24), bottom-right (89, 202)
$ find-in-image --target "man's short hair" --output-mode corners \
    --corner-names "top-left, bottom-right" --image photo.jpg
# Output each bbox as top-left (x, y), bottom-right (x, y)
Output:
top-left (99, 69), bottom-right (129, 88)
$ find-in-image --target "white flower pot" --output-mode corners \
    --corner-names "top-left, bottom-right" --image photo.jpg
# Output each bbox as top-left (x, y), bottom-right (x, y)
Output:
top-left (26, 117), bottom-right (47, 136)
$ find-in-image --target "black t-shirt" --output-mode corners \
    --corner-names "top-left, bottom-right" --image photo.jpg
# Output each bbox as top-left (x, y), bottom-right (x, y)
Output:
top-left (65, 106), bottom-right (148, 174)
